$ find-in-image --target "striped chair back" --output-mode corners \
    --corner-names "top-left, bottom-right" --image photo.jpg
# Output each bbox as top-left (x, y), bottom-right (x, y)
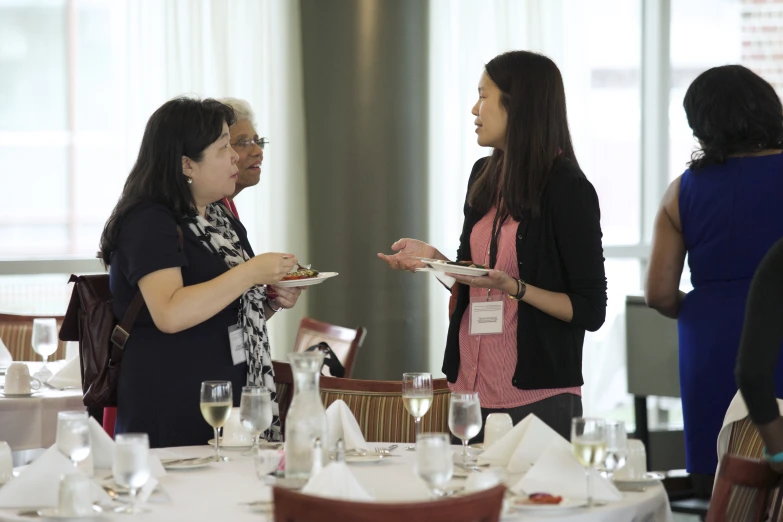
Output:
top-left (711, 416), bottom-right (783, 521)
top-left (319, 375), bottom-right (450, 443)
top-left (0, 313), bottom-right (68, 362)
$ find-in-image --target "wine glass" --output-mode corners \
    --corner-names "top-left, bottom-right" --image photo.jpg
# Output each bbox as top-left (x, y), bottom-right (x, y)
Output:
top-left (32, 318), bottom-right (58, 379)
top-left (571, 417), bottom-right (606, 507)
top-left (603, 420), bottom-right (628, 476)
top-left (200, 380), bottom-right (233, 462)
top-left (402, 373), bottom-right (433, 451)
top-left (239, 386), bottom-right (272, 456)
top-left (56, 411), bottom-right (91, 468)
top-left (112, 433), bottom-right (151, 514)
top-left (414, 433), bottom-right (453, 498)
top-left (448, 392), bottom-right (481, 464)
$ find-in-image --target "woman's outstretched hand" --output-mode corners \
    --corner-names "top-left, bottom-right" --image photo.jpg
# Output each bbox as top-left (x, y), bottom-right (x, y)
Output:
top-left (377, 238), bottom-right (443, 273)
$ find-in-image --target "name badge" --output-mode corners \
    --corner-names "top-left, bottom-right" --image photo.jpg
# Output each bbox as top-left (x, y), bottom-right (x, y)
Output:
top-left (469, 296), bottom-right (504, 335)
top-left (228, 324), bottom-right (247, 365)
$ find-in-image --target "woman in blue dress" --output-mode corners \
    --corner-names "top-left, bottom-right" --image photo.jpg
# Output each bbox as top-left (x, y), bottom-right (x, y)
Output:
top-left (645, 65), bottom-right (783, 492)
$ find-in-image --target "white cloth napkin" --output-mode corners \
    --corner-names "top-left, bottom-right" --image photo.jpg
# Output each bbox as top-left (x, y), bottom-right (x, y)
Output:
top-left (416, 268), bottom-right (456, 288)
top-left (46, 356), bottom-right (82, 389)
top-left (478, 414), bottom-right (568, 473)
top-left (325, 400), bottom-right (367, 451)
top-left (0, 446), bottom-right (111, 509)
top-left (302, 461), bottom-right (373, 501)
top-left (512, 442), bottom-right (622, 503)
top-left (87, 418), bottom-right (166, 477)
top-left (0, 338), bottom-right (11, 365)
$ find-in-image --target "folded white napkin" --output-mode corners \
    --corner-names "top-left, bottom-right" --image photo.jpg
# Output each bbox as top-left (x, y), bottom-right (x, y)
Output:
top-left (86, 418), bottom-right (165, 477)
top-left (222, 409), bottom-right (252, 444)
top-left (512, 442), bottom-right (622, 503)
top-left (47, 356), bottom-right (82, 389)
top-left (478, 414), bottom-right (568, 473)
top-left (416, 268), bottom-right (456, 289)
top-left (0, 446), bottom-right (111, 509)
top-left (302, 461), bottom-right (373, 501)
top-left (326, 400), bottom-right (367, 451)
top-left (0, 337), bottom-right (11, 365)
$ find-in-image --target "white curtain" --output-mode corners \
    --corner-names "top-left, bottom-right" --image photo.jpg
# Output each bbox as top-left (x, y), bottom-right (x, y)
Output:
top-left (113, 0), bottom-right (308, 358)
top-left (428, 0), bottom-right (639, 417)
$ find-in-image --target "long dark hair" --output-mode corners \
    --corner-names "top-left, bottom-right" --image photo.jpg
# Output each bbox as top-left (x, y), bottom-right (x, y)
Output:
top-left (468, 51), bottom-right (578, 219)
top-left (99, 97), bottom-right (235, 264)
top-left (684, 65), bottom-right (783, 169)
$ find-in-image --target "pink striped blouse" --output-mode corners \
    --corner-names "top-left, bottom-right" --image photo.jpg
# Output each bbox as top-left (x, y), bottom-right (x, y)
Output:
top-left (449, 207), bottom-right (581, 408)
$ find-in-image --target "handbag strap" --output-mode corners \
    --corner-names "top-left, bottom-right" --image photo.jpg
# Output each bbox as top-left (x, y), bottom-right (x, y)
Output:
top-left (111, 225), bottom-right (184, 350)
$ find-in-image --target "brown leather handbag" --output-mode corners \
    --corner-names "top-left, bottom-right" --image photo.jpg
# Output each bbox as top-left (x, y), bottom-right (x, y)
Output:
top-left (59, 226), bottom-right (183, 408)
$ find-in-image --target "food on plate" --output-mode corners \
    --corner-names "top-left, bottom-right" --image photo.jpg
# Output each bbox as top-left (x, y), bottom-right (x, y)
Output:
top-left (523, 493), bottom-right (563, 505)
top-left (281, 265), bottom-right (320, 281)
top-left (446, 260), bottom-right (487, 269)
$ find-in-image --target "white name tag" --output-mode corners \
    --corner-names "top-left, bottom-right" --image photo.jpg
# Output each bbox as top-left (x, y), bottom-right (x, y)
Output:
top-left (228, 324), bottom-right (247, 365)
top-left (469, 297), bottom-right (504, 335)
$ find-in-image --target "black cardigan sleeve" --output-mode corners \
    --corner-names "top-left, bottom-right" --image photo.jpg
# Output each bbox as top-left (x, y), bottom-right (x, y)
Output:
top-left (736, 237), bottom-right (783, 425)
top-left (548, 168), bottom-right (607, 332)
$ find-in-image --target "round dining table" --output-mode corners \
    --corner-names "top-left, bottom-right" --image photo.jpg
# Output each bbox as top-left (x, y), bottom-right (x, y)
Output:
top-left (0, 443), bottom-right (673, 522)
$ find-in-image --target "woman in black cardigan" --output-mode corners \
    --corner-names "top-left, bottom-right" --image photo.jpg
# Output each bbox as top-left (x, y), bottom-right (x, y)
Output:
top-left (378, 51), bottom-right (607, 439)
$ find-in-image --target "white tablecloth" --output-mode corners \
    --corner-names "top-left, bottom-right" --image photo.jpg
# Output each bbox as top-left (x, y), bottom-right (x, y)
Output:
top-left (0, 444), bottom-right (673, 521)
top-left (0, 362), bottom-right (85, 451)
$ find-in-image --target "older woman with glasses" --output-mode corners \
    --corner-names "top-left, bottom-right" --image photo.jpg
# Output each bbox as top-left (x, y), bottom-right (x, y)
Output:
top-left (218, 97), bottom-right (269, 220)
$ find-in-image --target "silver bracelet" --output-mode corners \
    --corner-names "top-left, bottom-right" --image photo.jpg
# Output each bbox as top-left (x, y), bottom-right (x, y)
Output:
top-left (268, 300), bottom-right (284, 313)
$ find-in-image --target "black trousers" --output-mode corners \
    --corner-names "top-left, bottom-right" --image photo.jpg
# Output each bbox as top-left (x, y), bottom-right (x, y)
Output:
top-left (452, 393), bottom-right (583, 445)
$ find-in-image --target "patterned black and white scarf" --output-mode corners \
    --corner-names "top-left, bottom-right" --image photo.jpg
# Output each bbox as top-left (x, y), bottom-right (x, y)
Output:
top-left (187, 203), bottom-right (281, 442)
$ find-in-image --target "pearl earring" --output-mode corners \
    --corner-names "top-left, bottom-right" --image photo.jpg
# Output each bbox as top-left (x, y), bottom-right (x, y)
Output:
top-left (186, 177), bottom-right (193, 184)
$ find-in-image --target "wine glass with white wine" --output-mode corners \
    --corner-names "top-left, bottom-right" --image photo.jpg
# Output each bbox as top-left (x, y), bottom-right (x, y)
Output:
top-left (571, 417), bottom-right (606, 507)
top-left (200, 380), bottom-right (233, 462)
top-left (239, 386), bottom-right (272, 456)
top-left (402, 373), bottom-right (433, 451)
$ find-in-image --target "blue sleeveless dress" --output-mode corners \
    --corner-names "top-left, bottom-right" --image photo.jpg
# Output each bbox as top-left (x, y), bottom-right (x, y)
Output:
top-left (678, 153), bottom-right (783, 474)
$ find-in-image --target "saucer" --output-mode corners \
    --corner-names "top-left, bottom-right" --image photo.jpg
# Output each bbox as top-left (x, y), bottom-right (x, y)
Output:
top-left (208, 438), bottom-right (253, 450)
top-left (0, 391), bottom-right (39, 398)
top-left (613, 471), bottom-right (665, 487)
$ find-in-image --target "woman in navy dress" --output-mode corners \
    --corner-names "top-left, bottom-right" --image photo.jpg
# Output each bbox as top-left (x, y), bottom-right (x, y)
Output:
top-left (646, 65), bottom-right (783, 488)
top-left (100, 98), bottom-right (303, 448)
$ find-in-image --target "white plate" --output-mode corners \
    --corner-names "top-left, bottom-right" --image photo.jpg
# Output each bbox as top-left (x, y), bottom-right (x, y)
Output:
top-left (0, 391), bottom-right (40, 398)
top-left (342, 454), bottom-right (386, 465)
top-left (37, 508), bottom-right (104, 520)
top-left (208, 438), bottom-right (253, 450)
top-left (418, 259), bottom-right (490, 276)
top-left (511, 496), bottom-right (588, 513)
top-left (613, 471), bottom-right (665, 487)
top-left (160, 456), bottom-right (213, 470)
top-left (273, 272), bottom-right (339, 288)
top-left (469, 443), bottom-right (484, 450)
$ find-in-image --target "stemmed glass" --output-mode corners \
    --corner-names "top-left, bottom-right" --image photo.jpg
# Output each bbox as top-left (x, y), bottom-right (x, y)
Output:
top-left (32, 318), bottom-right (58, 380)
top-left (200, 381), bottom-right (232, 462)
top-left (239, 386), bottom-right (272, 456)
top-left (402, 373), bottom-right (433, 451)
top-left (112, 433), bottom-right (151, 514)
top-left (448, 392), bottom-right (481, 464)
top-left (414, 433), bottom-right (453, 498)
top-left (603, 420), bottom-right (628, 477)
top-left (571, 417), bottom-right (607, 507)
top-left (56, 411), bottom-right (91, 468)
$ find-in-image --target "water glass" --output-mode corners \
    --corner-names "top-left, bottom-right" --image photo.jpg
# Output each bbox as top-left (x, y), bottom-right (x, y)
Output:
top-left (448, 392), bottom-right (481, 463)
top-left (402, 373), bottom-right (433, 451)
top-left (0, 441), bottom-right (12, 485)
top-left (112, 433), bottom-right (150, 514)
top-left (239, 386), bottom-right (272, 456)
top-left (571, 417), bottom-right (606, 507)
top-left (200, 380), bottom-right (233, 462)
top-left (56, 411), bottom-right (91, 467)
top-left (32, 318), bottom-right (58, 379)
top-left (603, 420), bottom-right (628, 475)
top-left (414, 433), bottom-right (453, 498)
top-left (58, 473), bottom-right (93, 516)
top-left (483, 413), bottom-right (513, 450)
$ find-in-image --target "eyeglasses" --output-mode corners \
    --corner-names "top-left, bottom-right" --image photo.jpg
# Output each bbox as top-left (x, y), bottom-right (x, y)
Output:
top-left (232, 137), bottom-right (269, 150)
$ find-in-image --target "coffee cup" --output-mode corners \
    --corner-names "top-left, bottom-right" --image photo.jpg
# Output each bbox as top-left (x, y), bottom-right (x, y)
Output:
top-left (58, 473), bottom-right (93, 516)
top-left (222, 409), bottom-right (251, 444)
top-left (483, 413), bottom-right (513, 449)
top-left (4, 363), bottom-right (41, 395)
